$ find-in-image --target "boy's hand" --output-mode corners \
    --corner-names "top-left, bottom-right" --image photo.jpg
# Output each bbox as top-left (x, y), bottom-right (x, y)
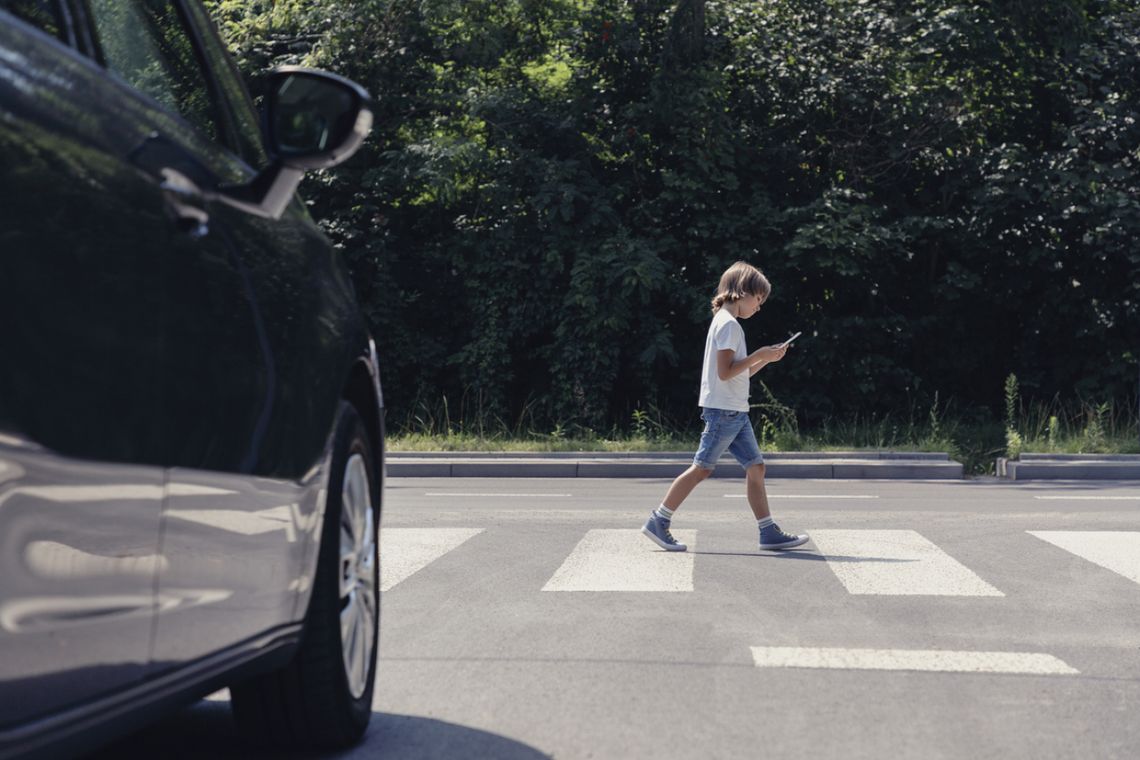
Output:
top-left (755, 344), bottom-right (788, 363)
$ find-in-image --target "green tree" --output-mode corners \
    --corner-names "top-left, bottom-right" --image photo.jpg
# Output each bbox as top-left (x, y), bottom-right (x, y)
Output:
top-left (206, 0), bottom-right (1140, 434)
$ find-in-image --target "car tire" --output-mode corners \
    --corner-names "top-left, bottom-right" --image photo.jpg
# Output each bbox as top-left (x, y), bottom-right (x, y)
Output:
top-left (230, 402), bottom-right (380, 749)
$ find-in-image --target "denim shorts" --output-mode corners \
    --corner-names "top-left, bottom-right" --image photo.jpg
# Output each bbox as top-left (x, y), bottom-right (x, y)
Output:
top-left (692, 408), bottom-right (765, 471)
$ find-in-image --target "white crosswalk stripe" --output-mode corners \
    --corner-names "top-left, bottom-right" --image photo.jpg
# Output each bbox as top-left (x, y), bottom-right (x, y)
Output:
top-left (1026, 531), bottom-right (1140, 587)
top-left (724, 494), bottom-right (878, 499)
top-left (750, 647), bottom-right (1078, 675)
top-left (808, 529), bottom-right (1004, 596)
top-left (1033, 495), bottom-right (1140, 500)
top-left (542, 529), bottom-right (698, 592)
top-left (380, 528), bottom-right (484, 591)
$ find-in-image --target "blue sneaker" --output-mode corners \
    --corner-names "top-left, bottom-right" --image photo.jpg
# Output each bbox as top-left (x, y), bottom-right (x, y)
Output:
top-left (759, 524), bottom-right (809, 551)
top-left (642, 513), bottom-right (687, 552)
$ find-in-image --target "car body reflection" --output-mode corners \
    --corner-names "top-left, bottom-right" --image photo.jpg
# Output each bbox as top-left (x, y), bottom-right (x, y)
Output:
top-left (0, 441), bottom-right (163, 728)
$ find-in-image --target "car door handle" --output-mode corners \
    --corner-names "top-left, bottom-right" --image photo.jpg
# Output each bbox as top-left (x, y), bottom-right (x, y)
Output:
top-left (160, 168), bottom-right (210, 238)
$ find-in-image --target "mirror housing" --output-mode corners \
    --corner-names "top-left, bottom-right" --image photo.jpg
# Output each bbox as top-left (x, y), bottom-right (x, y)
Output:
top-left (266, 67), bottom-right (373, 169)
top-left (218, 68), bottom-right (373, 219)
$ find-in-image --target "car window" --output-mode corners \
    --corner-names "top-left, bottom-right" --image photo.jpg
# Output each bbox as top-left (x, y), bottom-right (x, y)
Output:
top-left (2, 0), bottom-right (66, 41)
top-left (85, 0), bottom-right (222, 142)
top-left (181, 1), bottom-right (268, 169)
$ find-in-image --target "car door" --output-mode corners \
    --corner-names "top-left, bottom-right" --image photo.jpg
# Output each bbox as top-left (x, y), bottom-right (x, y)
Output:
top-left (0, 2), bottom-right (167, 731)
top-left (71, 0), bottom-right (330, 667)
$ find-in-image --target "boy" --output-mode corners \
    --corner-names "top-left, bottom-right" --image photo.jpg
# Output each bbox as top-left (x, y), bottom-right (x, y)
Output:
top-left (642, 261), bottom-right (809, 552)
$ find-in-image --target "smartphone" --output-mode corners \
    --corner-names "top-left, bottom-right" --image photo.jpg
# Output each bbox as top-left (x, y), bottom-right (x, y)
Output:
top-left (778, 331), bottom-right (802, 348)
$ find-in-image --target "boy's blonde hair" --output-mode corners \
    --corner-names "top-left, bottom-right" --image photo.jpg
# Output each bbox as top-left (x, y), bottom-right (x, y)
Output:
top-left (711, 261), bottom-right (771, 313)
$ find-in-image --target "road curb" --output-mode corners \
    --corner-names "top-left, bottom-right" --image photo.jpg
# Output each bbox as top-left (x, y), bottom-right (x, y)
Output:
top-left (387, 452), bottom-right (964, 479)
top-left (997, 454), bottom-right (1140, 481)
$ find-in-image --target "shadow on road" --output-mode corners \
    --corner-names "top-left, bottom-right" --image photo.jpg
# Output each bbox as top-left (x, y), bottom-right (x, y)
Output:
top-left (87, 699), bottom-right (550, 759)
top-left (690, 550), bottom-right (916, 563)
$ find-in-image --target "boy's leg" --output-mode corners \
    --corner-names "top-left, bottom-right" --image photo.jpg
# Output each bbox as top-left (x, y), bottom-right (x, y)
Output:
top-left (663, 465), bottom-right (713, 510)
top-left (744, 463), bottom-right (771, 520)
top-left (729, 422), bottom-right (809, 550)
top-left (662, 409), bottom-right (735, 514)
top-left (727, 419), bottom-right (769, 519)
top-left (642, 409), bottom-right (732, 551)
top-left (642, 465), bottom-right (709, 551)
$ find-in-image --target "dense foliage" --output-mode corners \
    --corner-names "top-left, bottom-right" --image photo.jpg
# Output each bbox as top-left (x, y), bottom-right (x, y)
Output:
top-left (207, 0), bottom-right (1139, 435)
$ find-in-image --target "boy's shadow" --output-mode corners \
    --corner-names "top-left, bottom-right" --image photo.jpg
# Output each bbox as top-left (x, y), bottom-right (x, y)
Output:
top-left (689, 550), bottom-right (916, 563)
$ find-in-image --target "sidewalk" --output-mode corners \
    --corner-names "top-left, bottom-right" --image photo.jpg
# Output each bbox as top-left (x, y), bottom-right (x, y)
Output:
top-left (386, 451), bottom-right (964, 479)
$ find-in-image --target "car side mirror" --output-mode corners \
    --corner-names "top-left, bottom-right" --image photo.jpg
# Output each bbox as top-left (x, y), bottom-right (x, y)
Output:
top-left (218, 67), bottom-right (373, 219)
top-left (266, 68), bottom-right (373, 169)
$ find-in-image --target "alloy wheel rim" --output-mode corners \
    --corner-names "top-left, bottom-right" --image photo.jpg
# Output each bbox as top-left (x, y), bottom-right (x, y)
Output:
top-left (339, 452), bottom-right (377, 699)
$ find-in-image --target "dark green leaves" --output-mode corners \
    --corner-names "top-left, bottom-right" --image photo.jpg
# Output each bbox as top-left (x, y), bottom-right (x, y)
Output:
top-left (208, 0), bottom-right (1140, 432)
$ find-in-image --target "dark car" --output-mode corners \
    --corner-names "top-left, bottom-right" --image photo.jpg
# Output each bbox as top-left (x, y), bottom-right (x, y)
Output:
top-left (0, 1), bottom-right (384, 757)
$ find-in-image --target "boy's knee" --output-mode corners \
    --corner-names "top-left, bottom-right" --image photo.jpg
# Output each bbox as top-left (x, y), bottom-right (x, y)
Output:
top-left (746, 462), bottom-right (766, 480)
top-left (692, 465), bottom-right (714, 480)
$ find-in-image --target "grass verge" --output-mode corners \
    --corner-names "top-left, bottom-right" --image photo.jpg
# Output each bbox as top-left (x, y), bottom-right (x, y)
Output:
top-left (388, 390), bottom-right (1139, 476)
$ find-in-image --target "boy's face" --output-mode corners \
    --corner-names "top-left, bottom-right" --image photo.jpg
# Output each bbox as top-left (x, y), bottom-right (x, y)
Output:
top-left (738, 292), bottom-right (765, 319)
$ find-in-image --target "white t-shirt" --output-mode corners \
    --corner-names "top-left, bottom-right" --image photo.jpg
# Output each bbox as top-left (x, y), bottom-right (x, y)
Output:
top-left (698, 308), bottom-right (750, 412)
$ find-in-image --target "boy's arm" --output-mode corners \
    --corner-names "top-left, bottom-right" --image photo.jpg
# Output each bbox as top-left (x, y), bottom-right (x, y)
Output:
top-left (717, 345), bottom-right (788, 381)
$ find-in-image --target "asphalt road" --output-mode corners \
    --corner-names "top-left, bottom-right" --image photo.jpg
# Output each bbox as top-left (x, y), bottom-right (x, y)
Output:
top-left (92, 477), bottom-right (1140, 759)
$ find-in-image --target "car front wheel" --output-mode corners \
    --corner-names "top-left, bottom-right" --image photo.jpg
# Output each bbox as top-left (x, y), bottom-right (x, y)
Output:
top-left (231, 402), bottom-right (380, 748)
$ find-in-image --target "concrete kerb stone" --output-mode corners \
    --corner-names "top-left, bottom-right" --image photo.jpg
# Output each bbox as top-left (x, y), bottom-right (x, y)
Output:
top-left (451, 461), bottom-right (578, 478)
top-left (387, 450), bottom-right (952, 461)
top-left (386, 451), bottom-right (964, 479)
top-left (1018, 453), bottom-right (1140, 462)
top-left (997, 453), bottom-right (1140, 481)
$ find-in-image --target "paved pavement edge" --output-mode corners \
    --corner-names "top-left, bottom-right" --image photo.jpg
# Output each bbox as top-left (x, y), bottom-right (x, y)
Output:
top-left (385, 452), bottom-right (966, 480)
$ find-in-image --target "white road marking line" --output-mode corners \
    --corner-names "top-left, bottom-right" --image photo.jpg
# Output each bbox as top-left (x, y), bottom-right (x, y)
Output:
top-left (750, 647), bottom-right (1078, 675)
top-left (380, 528), bottom-right (484, 591)
top-left (542, 529), bottom-right (697, 592)
top-left (723, 494), bottom-right (878, 499)
top-left (1033, 495), bottom-right (1140, 501)
top-left (808, 529), bottom-right (1004, 596)
top-left (424, 492), bottom-right (572, 497)
top-left (1027, 531), bottom-right (1140, 586)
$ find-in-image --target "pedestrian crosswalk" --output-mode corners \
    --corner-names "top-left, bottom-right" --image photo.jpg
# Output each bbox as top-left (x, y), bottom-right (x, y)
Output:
top-left (380, 527), bottom-right (1140, 595)
top-left (542, 529), bottom-right (698, 592)
top-left (373, 526), bottom-right (1140, 680)
top-left (379, 527), bottom-right (483, 591)
top-left (749, 647), bottom-right (1079, 675)
top-left (808, 529), bottom-right (1004, 596)
top-left (1027, 530), bottom-right (1140, 586)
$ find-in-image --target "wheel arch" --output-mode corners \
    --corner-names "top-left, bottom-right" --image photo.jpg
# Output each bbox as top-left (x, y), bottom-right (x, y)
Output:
top-left (342, 338), bottom-right (385, 489)
top-left (289, 339), bottom-right (383, 624)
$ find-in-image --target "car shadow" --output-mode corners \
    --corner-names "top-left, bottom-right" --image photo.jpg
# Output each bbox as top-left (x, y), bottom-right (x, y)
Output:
top-left (86, 698), bottom-right (550, 759)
